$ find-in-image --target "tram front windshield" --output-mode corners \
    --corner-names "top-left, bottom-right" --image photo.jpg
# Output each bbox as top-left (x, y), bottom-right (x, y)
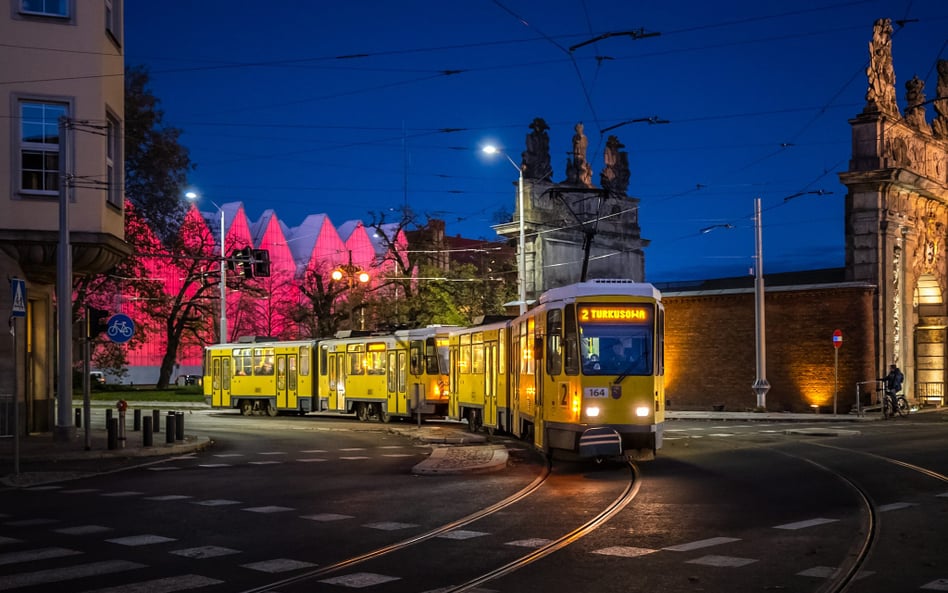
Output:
top-left (578, 304), bottom-right (654, 376)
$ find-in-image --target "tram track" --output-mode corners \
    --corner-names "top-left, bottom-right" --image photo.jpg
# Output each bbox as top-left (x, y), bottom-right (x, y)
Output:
top-left (238, 458), bottom-right (553, 593)
top-left (240, 460), bottom-right (639, 593)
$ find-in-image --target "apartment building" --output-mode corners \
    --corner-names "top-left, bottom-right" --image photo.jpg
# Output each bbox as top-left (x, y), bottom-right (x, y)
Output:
top-left (1, 1), bottom-right (129, 436)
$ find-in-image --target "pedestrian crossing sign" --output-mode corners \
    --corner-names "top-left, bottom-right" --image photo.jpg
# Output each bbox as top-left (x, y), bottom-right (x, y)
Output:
top-left (11, 278), bottom-right (26, 317)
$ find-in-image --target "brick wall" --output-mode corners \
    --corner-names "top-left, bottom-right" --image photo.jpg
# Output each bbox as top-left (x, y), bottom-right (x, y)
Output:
top-left (663, 285), bottom-right (876, 413)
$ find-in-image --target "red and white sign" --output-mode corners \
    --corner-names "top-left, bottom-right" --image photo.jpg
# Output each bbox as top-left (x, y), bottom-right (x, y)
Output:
top-left (832, 329), bottom-right (843, 349)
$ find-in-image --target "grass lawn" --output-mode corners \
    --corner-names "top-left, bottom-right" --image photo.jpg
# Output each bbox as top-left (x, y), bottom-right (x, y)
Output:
top-left (81, 386), bottom-right (206, 403)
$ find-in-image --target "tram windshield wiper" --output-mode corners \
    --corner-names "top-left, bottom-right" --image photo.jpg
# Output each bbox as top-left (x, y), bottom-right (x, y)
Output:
top-left (613, 350), bottom-right (650, 386)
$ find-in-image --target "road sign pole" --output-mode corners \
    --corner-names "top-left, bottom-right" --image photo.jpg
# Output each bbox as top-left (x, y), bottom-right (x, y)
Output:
top-left (834, 347), bottom-right (838, 416)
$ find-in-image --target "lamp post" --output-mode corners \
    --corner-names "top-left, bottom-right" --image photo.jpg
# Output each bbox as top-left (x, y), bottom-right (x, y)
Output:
top-left (483, 145), bottom-right (527, 315)
top-left (752, 197), bottom-right (770, 409)
top-left (332, 251), bottom-right (370, 330)
top-left (186, 192), bottom-right (227, 343)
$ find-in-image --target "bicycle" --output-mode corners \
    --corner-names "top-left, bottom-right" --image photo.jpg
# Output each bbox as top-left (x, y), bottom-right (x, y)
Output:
top-left (881, 390), bottom-right (909, 419)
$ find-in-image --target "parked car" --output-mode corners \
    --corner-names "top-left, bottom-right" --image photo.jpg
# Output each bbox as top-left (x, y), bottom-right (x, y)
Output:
top-left (176, 374), bottom-right (201, 386)
top-left (90, 371), bottom-right (106, 387)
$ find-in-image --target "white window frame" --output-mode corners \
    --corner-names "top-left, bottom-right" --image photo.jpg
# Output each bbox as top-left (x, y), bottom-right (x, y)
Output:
top-left (19, 0), bottom-right (70, 18)
top-left (17, 98), bottom-right (69, 197)
top-left (105, 0), bottom-right (123, 43)
top-left (105, 110), bottom-right (122, 207)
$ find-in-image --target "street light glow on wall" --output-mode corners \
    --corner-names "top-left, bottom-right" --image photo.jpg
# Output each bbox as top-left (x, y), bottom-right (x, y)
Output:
top-left (482, 144), bottom-right (527, 315)
top-left (185, 191), bottom-right (227, 343)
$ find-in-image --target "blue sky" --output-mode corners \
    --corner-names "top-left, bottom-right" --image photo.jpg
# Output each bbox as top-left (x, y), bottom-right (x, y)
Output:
top-left (124, 1), bottom-right (947, 282)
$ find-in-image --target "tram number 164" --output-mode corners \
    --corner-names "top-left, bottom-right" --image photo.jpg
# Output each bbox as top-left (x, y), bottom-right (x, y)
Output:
top-left (585, 387), bottom-right (609, 399)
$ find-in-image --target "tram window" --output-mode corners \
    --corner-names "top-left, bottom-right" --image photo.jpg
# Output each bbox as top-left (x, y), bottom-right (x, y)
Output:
top-left (472, 342), bottom-right (485, 374)
top-left (222, 357), bottom-right (231, 390)
top-left (410, 341), bottom-right (423, 375)
top-left (234, 348), bottom-right (252, 376)
top-left (318, 345), bottom-right (327, 376)
top-left (398, 351), bottom-right (407, 393)
top-left (300, 345), bottom-right (310, 376)
top-left (388, 352), bottom-right (397, 392)
top-left (562, 304), bottom-right (579, 375)
top-left (366, 349), bottom-right (385, 375)
top-left (459, 334), bottom-right (472, 374)
top-left (547, 309), bottom-right (563, 376)
top-left (212, 358), bottom-right (220, 390)
top-left (288, 356), bottom-right (297, 391)
top-left (253, 348), bottom-right (274, 375)
top-left (424, 337), bottom-right (440, 375)
top-left (498, 330), bottom-right (506, 374)
top-left (657, 307), bottom-right (665, 376)
top-left (348, 352), bottom-right (364, 375)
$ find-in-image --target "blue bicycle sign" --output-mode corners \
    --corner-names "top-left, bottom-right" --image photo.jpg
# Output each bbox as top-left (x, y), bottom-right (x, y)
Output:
top-left (106, 314), bottom-right (135, 344)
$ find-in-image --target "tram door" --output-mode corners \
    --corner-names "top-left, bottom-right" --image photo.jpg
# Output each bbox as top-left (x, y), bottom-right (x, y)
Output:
top-left (275, 354), bottom-right (296, 410)
top-left (328, 353), bottom-right (343, 412)
top-left (211, 354), bottom-right (232, 408)
top-left (485, 341), bottom-right (497, 427)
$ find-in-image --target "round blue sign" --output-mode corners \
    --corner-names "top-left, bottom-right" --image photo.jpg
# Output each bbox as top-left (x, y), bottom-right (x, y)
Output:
top-left (106, 314), bottom-right (135, 344)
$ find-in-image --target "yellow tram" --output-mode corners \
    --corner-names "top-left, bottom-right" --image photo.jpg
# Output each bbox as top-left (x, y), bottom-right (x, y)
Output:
top-left (450, 279), bottom-right (665, 460)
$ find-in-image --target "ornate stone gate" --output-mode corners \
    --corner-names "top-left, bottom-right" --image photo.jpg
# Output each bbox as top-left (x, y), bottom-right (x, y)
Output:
top-left (840, 18), bottom-right (948, 405)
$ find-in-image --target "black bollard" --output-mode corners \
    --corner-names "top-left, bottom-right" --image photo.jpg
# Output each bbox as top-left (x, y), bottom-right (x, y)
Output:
top-left (175, 411), bottom-right (184, 441)
top-left (133, 409), bottom-right (141, 431)
top-left (142, 416), bottom-right (153, 447)
top-left (107, 417), bottom-right (118, 450)
top-left (153, 409), bottom-right (161, 433)
top-left (75, 408), bottom-right (82, 428)
top-left (165, 412), bottom-right (176, 444)
top-left (105, 408), bottom-right (113, 429)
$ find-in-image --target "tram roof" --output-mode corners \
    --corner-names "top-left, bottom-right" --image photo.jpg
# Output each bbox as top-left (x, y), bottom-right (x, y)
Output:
top-left (539, 279), bottom-right (661, 304)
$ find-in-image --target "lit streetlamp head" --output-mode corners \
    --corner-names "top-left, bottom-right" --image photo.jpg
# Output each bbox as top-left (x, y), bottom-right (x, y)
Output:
top-left (185, 191), bottom-right (198, 200)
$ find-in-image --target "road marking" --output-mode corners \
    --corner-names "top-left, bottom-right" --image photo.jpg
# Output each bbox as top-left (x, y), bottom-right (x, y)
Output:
top-left (248, 461), bottom-right (282, 465)
top-left (144, 495), bottom-right (193, 501)
top-left (382, 454), bottom-right (416, 458)
top-left (687, 555), bottom-right (758, 567)
top-left (297, 458), bottom-right (328, 462)
top-left (197, 464), bottom-right (231, 468)
top-left (0, 547), bottom-right (81, 566)
top-left (878, 502), bottom-right (917, 512)
top-left (340, 448), bottom-right (367, 452)
top-left (213, 453), bottom-right (244, 458)
top-left (299, 449), bottom-right (327, 453)
top-left (301, 513), bottom-right (353, 522)
top-left (664, 537), bottom-right (740, 552)
top-left (242, 558), bottom-right (317, 573)
top-left (0, 538), bottom-right (21, 546)
top-left (363, 522), bottom-right (417, 531)
top-left (0, 559), bottom-right (143, 591)
top-left (60, 488), bottom-right (99, 494)
top-left (437, 529), bottom-right (489, 540)
top-left (243, 506), bottom-right (294, 514)
top-left (170, 546), bottom-right (241, 559)
top-left (505, 538), bottom-right (551, 548)
top-left (25, 485), bottom-right (62, 491)
top-left (192, 500), bottom-right (241, 507)
top-left (339, 456), bottom-right (369, 460)
top-left (319, 572), bottom-right (400, 588)
top-left (593, 546), bottom-right (659, 558)
top-left (147, 467), bottom-right (180, 472)
top-left (101, 491), bottom-right (143, 497)
top-left (921, 578), bottom-right (948, 591)
top-left (773, 518), bottom-right (838, 530)
top-left (54, 525), bottom-right (112, 535)
top-left (107, 535), bottom-right (177, 547)
top-left (259, 451), bottom-right (287, 455)
top-left (798, 566), bottom-right (837, 578)
top-left (78, 574), bottom-right (224, 592)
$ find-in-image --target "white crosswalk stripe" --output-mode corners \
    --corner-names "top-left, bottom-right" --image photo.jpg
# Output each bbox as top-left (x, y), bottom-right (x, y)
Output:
top-left (0, 559), bottom-right (144, 591)
top-left (77, 574), bottom-right (224, 593)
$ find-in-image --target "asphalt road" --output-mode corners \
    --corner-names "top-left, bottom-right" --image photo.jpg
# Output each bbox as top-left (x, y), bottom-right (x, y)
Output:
top-left (0, 409), bottom-right (945, 592)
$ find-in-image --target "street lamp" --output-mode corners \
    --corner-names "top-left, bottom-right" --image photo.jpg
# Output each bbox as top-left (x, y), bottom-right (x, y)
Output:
top-left (482, 145), bottom-right (527, 315)
top-left (332, 251), bottom-right (371, 330)
top-left (186, 191), bottom-right (227, 343)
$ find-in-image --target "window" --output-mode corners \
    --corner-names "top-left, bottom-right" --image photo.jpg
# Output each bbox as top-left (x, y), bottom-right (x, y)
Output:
top-left (105, 112), bottom-right (122, 207)
top-left (105, 0), bottom-right (122, 40)
top-left (20, 101), bottom-right (67, 195)
top-left (21, 0), bottom-right (68, 17)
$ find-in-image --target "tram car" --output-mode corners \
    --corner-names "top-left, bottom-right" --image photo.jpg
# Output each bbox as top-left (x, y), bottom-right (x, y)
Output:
top-left (205, 339), bottom-right (316, 416)
top-left (315, 327), bottom-right (452, 422)
top-left (451, 279), bottom-right (665, 460)
top-left (203, 327), bottom-right (453, 422)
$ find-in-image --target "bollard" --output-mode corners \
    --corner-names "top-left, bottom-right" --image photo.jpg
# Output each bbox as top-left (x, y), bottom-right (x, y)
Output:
top-left (107, 417), bottom-right (118, 450)
top-left (75, 408), bottom-right (82, 428)
top-left (116, 400), bottom-right (128, 449)
top-left (105, 408), bottom-right (113, 429)
top-left (133, 409), bottom-right (141, 431)
top-left (165, 412), bottom-right (176, 444)
top-left (153, 409), bottom-right (161, 433)
top-left (175, 411), bottom-right (184, 441)
top-left (142, 416), bottom-right (153, 447)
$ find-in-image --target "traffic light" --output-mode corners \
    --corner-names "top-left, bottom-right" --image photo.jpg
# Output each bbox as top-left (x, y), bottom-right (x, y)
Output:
top-left (252, 249), bottom-right (270, 277)
top-left (87, 307), bottom-right (110, 338)
top-left (236, 246), bottom-right (254, 278)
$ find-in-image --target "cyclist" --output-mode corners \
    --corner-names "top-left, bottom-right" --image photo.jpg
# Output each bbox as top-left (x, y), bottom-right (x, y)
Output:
top-left (880, 364), bottom-right (904, 418)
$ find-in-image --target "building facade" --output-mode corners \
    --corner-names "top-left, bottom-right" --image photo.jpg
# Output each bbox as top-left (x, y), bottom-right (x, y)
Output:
top-left (0, 1), bottom-right (129, 435)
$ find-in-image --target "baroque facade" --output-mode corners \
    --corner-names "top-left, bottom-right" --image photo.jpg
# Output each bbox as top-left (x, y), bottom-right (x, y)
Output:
top-left (841, 18), bottom-right (948, 406)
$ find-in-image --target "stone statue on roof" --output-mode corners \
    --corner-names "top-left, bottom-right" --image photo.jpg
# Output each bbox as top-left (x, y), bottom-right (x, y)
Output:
top-left (904, 75), bottom-right (932, 133)
top-left (864, 18), bottom-right (899, 116)
top-left (522, 117), bottom-right (552, 180)
top-left (600, 135), bottom-right (630, 195)
top-left (565, 122), bottom-right (593, 187)
top-left (933, 60), bottom-right (948, 140)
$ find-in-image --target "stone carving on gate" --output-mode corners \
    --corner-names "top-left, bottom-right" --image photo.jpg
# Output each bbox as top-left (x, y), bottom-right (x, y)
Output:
top-left (865, 18), bottom-right (899, 116)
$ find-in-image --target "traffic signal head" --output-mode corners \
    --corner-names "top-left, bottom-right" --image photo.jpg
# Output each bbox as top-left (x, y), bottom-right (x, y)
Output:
top-left (237, 246), bottom-right (254, 278)
top-left (87, 307), bottom-right (110, 338)
top-left (252, 249), bottom-right (270, 277)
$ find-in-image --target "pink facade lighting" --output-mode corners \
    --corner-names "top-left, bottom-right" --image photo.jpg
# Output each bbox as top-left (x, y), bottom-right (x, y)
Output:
top-left (186, 191), bottom-right (227, 343)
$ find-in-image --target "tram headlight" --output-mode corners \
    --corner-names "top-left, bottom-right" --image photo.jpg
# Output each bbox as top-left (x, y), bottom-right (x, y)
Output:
top-left (635, 406), bottom-right (650, 417)
top-left (585, 405), bottom-right (601, 418)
